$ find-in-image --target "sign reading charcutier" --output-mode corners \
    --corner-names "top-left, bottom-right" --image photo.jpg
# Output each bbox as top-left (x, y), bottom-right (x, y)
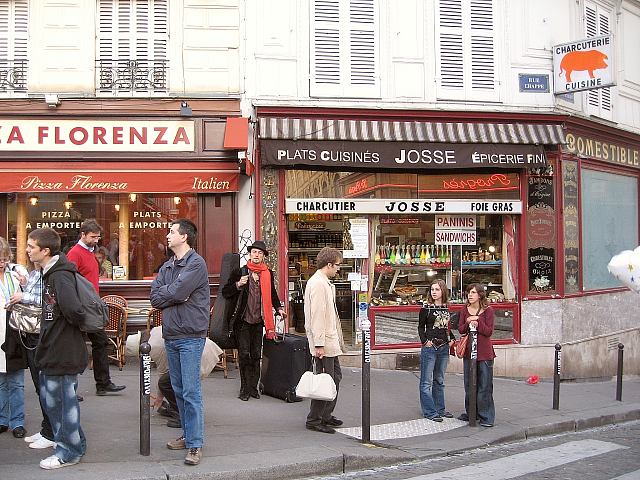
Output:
top-left (261, 140), bottom-right (547, 170)
top-left (286, 199), bottom-right (522, 215)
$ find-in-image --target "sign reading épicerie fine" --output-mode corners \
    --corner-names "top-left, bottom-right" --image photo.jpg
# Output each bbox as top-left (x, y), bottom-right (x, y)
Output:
top-left (553, 35), bottom-right (614, 94)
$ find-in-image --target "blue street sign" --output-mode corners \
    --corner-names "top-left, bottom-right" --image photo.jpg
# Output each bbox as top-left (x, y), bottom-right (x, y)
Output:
top-left (519, 74), bottom-right (550, 93)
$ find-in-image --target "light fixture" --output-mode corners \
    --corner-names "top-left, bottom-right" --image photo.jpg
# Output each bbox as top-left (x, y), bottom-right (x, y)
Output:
top-left (173, 196), bottom-right (182, 205)
top-left (114, 204), bottom-right (120, 212)
top-left (28, 195), bottom-right (39, 206)
top-left (63, 200), bottom-right (73, 210)
top-left (45, 93), bottom-right (60, 108)
top-left (427, 269), bottom-right (437, 277)
top-left (180, 101), bottom-right (192, 117)
top-left (488, 245), bottom-right (496, 254)
top-left (129, 193), bottom-right (137, 202)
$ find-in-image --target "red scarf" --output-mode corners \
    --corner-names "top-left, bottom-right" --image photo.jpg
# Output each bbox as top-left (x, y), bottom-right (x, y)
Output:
top-left (247, 261), bottom-right (275, 339)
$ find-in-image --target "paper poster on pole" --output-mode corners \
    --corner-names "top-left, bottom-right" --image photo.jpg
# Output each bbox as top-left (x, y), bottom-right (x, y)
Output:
top-left (343, 218), bottom-right (369, 258)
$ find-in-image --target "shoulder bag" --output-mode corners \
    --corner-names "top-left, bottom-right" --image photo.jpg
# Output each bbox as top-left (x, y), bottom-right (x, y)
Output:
top-left (295, 357), bottom-right (337, 401)
top-left (455, 306), bottom-right (481, 358)
top-left (8, 272), bottom-right (42, 335)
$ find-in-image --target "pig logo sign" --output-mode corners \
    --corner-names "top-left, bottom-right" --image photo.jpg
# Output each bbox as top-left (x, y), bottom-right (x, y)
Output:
top-left (553, 35), bottom-right (614, 94)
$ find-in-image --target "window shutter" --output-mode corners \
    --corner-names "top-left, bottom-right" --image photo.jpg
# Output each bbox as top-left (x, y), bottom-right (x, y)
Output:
top-left (0, 0), bottom-right (28, 61)
top-left (310, 0), bottom-right (379, 98)
top-left (436, 0), bottom-right (498, 102)
top-left (584, 2), bottom-right (613, 120)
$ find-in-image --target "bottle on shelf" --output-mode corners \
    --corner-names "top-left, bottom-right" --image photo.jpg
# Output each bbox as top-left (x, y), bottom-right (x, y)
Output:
top-left (389, 245), bottom-right (396, 265)
top-left (422, 244), bottom-right (429, 264)
top-left (445, 245), bottom-right (451, 264)
top-left (405, 245), bottom-right (411, 265)
top-left (374, 247), bottom-right (381, 265)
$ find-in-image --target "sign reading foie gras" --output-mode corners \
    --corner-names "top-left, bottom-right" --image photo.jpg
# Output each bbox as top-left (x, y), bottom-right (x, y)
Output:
top-left (553, 35), bottom-right (614, 94)
top-left (0, 120), bottom-right (195, 151)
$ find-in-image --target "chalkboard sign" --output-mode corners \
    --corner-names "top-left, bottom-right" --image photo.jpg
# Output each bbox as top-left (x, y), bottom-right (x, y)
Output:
top-left (563, 161), bottom-right (579, 294)
top-left (528, 247), bottom-right (555, 293)
top-left (528, 176), bottom-right (554, 211)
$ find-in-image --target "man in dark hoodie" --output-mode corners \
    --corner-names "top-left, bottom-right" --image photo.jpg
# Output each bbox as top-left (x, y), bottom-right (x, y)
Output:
top-left (27, 228), bottom-right (87, 470)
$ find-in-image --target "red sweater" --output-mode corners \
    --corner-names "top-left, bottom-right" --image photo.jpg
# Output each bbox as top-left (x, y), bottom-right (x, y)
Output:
top-left (458, 305), bottom-right (496, 361)
top-left (67, 243), bottom-right (100, 293)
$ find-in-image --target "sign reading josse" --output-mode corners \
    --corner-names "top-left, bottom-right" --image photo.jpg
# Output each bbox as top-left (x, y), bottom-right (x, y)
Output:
top-left (286, 198), bottom-right (522, 215)
top-left (553, 35), bottom-right (614, 94)
top-left (262, 140), bottom-right (546, 170)
top-left (0, 120), bottom-right (195, 151)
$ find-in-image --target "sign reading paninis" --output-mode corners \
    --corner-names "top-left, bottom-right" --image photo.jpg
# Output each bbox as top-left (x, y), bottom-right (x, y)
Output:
top-left (261, 140), bottom-right (546, 170)
top-left (0, 120), bottom-right (195, 151)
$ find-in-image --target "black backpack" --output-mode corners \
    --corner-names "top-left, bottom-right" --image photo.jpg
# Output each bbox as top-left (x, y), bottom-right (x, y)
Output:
top-left (73, 273), bottom-right (108, 333)
top-left (209, 253), bottom-right (240, 349)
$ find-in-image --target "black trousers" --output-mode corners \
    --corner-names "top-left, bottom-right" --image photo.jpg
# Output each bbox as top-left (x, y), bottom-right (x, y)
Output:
top-left (306, 356), bottom-right (342, 427)
top-left (23, 333), bottom-right (54, 441)
top-left (87, 330), bottom-right (112, 388)
top-left (236, 321), bottom-right (263, 395)
top-left (158, 372), bottom-right (179, 418)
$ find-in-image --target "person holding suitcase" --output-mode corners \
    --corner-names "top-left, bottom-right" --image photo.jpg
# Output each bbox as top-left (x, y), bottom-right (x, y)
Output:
top-left (304, 247), bottom-right (345, 434)
top-left (222, 241), bottom-right (285, 401)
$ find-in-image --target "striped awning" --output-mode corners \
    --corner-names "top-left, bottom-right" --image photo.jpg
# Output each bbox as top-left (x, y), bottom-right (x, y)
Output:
top-left (259, 117), bottom-right (565, 145)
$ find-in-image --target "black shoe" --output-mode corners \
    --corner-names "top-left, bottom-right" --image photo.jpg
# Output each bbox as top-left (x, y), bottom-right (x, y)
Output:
top-left (238, 392), bottom-right (250, 401)
top-left (0, 425), bottom-right (8, 434)
top-left (457, 413), bottom-right (469, 421)
top-left (306, 424), bottom-right (336, 434)
top-left (442, 412), bottom-right (454, 418)
top-left (167, 418), bottom-right (182, 428)
top-left (96, 383), bottom-right (126, 396)
top-left (250, 391), bottom-right (260, 399)
top-left (12, 426), bottom-right (26, 438)
top-left (77, 395), bottom-right (84, 402)
top-left (426, 416), bottom-right (443, 422)
top-left (322, 416), bottom-right (343, 427)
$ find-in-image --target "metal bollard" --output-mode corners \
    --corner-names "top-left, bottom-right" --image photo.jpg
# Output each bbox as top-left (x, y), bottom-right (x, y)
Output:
top-left (359, 300), bottom-right (371, 444)
top-left (139, 340), bottom-right (151, 456)
top-left (468, 325), bottom-right (478, 427)
top-left (616, 343), bottom-right (624, 401)
top-left (553, 343), bottom-right (561, 410)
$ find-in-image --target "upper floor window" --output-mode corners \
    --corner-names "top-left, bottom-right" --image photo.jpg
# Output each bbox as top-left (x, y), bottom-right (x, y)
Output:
top-left (435, 0), bottom-right (499, 102)
top-left (0, 0), bottom-right (28, 95)
top-left (96, 0), bottom-right (169, 96)
top-left (584, 1), bottom-right (613, 120)
top-left (310, 0), bottom-right (380, 98)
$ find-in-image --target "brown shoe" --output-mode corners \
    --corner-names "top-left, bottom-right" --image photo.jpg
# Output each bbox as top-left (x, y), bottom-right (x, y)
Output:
top-left (184, 447), bottom-right (202, 465)
top-left (166, 436), bottom-right (186, 450)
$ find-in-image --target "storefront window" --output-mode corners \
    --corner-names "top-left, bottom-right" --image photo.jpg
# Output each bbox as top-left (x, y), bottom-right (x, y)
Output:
top-left (581, 169), bottom-right (638, 290)
top-left (7, 192), bottom-right (198, 281)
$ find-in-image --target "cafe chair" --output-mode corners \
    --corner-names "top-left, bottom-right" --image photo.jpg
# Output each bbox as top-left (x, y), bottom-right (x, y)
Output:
top-left (101, 294), bottom-right (128, 309)
top-left (105, 303), bottom-right (128, 370)
top-left (146, 307), bottom-right (163, 332)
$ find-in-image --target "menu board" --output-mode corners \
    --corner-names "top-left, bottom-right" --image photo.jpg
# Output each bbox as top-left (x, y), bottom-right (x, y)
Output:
top-left (528, 247), bottom-right (555, 293)
top-left (527, 173), bottom-right (556, 294)
top-left (563, 161), bottom-right (580, 293)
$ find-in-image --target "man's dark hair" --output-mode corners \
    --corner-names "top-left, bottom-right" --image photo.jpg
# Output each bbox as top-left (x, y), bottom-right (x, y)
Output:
top-left (172, 219), bottom-right (197, 248)
top-left (80, 219), bottom-right (103, 235)
top-left (28, 228), bottom-right (61, 255)
top-left (316, 247), bottom-right (342, 269)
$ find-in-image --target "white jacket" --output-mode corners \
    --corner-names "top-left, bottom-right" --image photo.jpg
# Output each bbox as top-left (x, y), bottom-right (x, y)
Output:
top-left (304, 269), bottom-right (345, 358)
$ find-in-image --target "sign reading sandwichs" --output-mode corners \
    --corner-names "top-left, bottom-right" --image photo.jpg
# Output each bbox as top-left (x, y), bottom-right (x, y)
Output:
top-left (553, 35), bottom-right (614, 94)
top-left (0, 120), bottom-right (195, 151)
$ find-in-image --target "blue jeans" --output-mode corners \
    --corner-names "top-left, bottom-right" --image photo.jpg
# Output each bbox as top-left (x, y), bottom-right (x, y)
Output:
top-left (419, 344), bottom-right (450, 418)
top-left (165, 337), bottom-right (205, 448)
top-left (462, 358), bottom-right (495, 425)
top-left (40, 373), bottom-right (86, 462)
top-left (0, 370), bottom-right (25, 429)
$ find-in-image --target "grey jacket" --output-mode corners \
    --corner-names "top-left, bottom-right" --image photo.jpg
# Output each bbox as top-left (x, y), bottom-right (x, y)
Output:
top-left (150, 249), bottom-right (210, 340)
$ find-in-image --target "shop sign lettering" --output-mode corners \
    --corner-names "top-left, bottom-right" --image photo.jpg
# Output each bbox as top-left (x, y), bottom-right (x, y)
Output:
top-left (564, 133), bottom-right (639, 168)
top-left (21, 175), bottom-right (128, 191)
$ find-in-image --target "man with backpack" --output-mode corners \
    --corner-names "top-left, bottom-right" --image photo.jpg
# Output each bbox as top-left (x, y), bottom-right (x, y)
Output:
top-left (26, 228), bottom-right (87, 469)
top-left (67, 219), bottom-right (125, 396)
top-left (221, 240), bottom-right (285, 401)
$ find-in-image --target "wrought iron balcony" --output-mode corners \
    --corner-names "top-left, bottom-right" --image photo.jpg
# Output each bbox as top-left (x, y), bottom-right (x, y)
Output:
top-left (0, 59), bottom-right (28, 93)
top-left (96, 59), bottom-right (168, 95)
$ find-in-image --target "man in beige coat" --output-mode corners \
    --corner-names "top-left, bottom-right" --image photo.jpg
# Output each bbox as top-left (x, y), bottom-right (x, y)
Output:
top-left (304, 247), bottom-right (345, 434)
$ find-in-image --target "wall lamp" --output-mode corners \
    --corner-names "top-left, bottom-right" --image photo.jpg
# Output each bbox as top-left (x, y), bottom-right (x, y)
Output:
top-left (28, 195), bottom-right (39, 206)
top-left (173, 196), bottom-right (182, 205)
top-left (63, 200), bottom-right (73, 210)
top-left (45, 94), bottom-right (60, 108)
top-left (129, 193), bottom-right (137, 202)
top-left (180, 101), bottom-right (192, 117)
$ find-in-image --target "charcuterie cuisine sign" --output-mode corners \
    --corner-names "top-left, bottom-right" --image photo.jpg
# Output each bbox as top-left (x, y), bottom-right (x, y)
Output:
top-left (552, 35), bottom-right (614, 94)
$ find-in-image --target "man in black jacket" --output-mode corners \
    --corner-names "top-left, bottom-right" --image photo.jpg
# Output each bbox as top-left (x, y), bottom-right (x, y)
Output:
top-left (27, 228), bottom-right (87, 470)
top-left (222, 240), bottom-right (285, 401)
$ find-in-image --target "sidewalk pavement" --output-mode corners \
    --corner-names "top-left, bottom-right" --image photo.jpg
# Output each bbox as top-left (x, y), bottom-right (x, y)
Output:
top-left (2, 360), bottom-right (639, 480)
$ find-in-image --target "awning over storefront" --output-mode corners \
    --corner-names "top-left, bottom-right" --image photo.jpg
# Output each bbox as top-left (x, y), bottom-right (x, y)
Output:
top-left (0, 161), bottom-right (239, 193)
top-left (259, 117), bottom-right (565, 145)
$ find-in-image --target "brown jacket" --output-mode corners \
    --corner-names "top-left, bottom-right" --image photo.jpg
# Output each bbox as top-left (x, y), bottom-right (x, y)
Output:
top-left (304, 270), bottom-right (344, 358)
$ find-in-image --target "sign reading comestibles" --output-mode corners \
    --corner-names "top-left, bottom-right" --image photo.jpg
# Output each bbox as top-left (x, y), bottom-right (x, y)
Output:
top-left (286, 199), bottom-right (522, 215)
top-left (0, 120), bottom-right (195, 151)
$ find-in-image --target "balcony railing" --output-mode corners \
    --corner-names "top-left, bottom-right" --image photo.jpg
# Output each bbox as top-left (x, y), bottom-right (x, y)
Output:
top-left (0, 59), bottom-right (28, 93)
top-left (96, 59), bottom-right (168, 95)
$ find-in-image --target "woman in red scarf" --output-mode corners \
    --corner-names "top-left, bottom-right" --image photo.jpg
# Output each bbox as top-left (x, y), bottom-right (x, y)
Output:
top-left (221, 241), bottom-right (286, 401)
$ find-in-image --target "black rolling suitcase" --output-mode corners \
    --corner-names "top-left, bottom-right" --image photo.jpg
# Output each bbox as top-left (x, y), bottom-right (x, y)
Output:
top-left (261, 334), bottom-right (311, 402)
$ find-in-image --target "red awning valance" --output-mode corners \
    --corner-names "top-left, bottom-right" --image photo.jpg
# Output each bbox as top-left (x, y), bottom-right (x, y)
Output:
top-left (0, 161), bottom-right (239, 193)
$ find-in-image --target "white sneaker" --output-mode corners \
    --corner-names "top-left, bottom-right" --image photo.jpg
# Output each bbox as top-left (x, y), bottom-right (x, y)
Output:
top-left (25, 432), bottom-right (43, 443)
top-left (39, 455), bottom-right (80, 470)
top-left (29, 437), bottom-right (56, 449)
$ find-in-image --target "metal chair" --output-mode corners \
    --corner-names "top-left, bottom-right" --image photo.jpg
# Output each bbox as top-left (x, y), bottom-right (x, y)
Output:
top-left (104, 303), bottom-right (128, 370)
top-left (146, 307), bottom-right (163, 332)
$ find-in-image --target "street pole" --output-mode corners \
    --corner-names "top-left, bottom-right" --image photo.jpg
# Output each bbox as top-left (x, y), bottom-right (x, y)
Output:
top-left (616, 343), bottom-right (624, 401)
top-left (469, 324), bottom-right (478, 427)
top-left (553, 343), bottom-right (561, 410)
top-left (139, 338), bottom-right (151, 456)
top-left (359, 299), bottom-right (371, 444)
